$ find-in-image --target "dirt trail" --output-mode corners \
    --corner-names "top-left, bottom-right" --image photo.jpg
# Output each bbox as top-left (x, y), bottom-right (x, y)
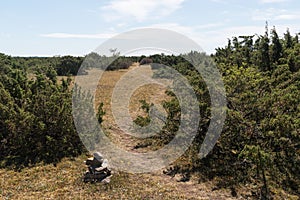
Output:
top-left (95, 64), bottom-right (169, 151)
top-left (93, 65), bottom-right (235, 199)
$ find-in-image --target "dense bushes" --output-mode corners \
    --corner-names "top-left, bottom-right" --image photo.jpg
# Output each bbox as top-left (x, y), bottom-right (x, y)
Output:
top-left (133, 27), bottom-right (299, 197)
top-left (0, 54), bottom-right (85, 168)
top-left (54, 56), bottom-right (83, 75)
top-left (107, 56), bottom-right (133, 71)
top-left (139, 57), bottom-right (153, 65)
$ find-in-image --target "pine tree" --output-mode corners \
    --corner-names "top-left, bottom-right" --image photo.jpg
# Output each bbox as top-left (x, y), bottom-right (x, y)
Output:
top-left (284, 28), bottom-right (293, 49)
top-left (270, 27), bottom-right (282, 64)
top-left (259, 35), bottom-right (270, 71)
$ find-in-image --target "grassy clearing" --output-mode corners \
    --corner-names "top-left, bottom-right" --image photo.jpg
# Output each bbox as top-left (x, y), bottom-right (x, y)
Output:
top-left (95, 65), bottom-right (170, 151)
top-left (1, 155), bottom-right (296, 199)
top-left (0, 155), bottom-right (237, 200)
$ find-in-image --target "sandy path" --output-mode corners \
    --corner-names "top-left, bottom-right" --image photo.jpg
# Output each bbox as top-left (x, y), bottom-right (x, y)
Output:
top-left (92, 65), bottom-right (235, 199)
top-left (94, 65), bottom-right (169, 151)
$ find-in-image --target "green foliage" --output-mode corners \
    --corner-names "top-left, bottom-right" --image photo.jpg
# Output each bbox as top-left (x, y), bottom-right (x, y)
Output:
top-left (107, 56), bottom-right (134, 71)
top-left (134, 92), bottom-right (180, 149)
top-left (148, 27), bottom-right (299, 197)
top-left (0, 55), bottom-right (85, 168)
top-left (270, 26), bottom-right (282, 64)
top-left (139, 57), bottom-right (153, 65)
top-left (96, 102), bottom-right (105, 124)
top-left (133, 100), bottom-right (152, 127)
top-left (212, 28), bottom-right (299, 196)
top-left (54, 56), bottom-right (84, 75)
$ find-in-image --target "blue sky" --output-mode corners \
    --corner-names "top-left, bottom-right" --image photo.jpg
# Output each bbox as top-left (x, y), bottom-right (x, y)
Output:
top-left (1, 0), bottom-right (299, 56)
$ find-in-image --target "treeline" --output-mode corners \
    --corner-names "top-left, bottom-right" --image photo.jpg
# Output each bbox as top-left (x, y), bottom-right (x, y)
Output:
top-left (9, 52), bottom-right (168, 76)
top-left (11, 55), bottom-right (84, 76)
top-left (10, 53), bottom-right (141, 76)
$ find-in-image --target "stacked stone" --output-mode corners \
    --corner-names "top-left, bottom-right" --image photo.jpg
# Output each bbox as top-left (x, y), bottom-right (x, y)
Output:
top-left (83, 152), bottom-right (111, 183)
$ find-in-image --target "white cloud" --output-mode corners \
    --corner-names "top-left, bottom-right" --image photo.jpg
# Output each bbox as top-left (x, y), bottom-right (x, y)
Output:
top-left (147, 23), bottom-right (195, 34)
top-left (101, 0), bottom-right (185, 22)
top-left (260, 0), bottom-right (289, 3)
top-left (40, 22), bottom-right (300, 56)
top-left (252, 8), bottom-right (300, 21)
top-left (143, 23), bottom-right (299, 54)
top-left (252, 8), bottom-right (282, 20)
top-left (0, 33), bottom-right (11, 38)
top-left (40, 33), bottom-right (116, 39)
top-left (210, 0), bottom-right (228, 4)
top-left (135, 23), bottom-right (227, 53)
top-left (276, 14), bottom-right (300, 20)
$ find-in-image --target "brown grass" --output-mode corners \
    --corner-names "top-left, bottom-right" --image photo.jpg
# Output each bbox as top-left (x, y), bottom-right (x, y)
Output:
top-left (0, 155), bottom-right (239, 200)
top-left (1, 156), bottom-right (297, 199)
top-left (94, 65), bottom-right (171, 151)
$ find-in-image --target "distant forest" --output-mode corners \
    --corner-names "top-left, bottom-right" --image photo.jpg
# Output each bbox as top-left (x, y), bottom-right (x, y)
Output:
top-left (0, 26), bottom-right (299, 198)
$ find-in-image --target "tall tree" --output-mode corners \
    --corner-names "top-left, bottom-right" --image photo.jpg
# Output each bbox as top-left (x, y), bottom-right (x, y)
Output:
top-left (270, 27), bottom-right (282, 64)
top-left (284, 28), bottom-right (293, 49)
top-left (259, 36), bottom-right (270, 71)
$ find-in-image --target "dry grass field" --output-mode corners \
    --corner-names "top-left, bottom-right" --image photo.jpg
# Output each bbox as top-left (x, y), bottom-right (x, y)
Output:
top-left (0, 155), bottom-right (238, 200)
top-left (94, 64), bottom-right (171, 151)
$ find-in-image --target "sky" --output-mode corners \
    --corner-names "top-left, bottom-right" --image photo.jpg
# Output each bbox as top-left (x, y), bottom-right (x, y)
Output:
top-left (1, 0), bottom-right (300, 56)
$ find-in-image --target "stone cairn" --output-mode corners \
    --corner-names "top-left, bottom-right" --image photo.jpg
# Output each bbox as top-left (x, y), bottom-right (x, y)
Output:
top-left (83, 152), bottom-right (112, 183)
